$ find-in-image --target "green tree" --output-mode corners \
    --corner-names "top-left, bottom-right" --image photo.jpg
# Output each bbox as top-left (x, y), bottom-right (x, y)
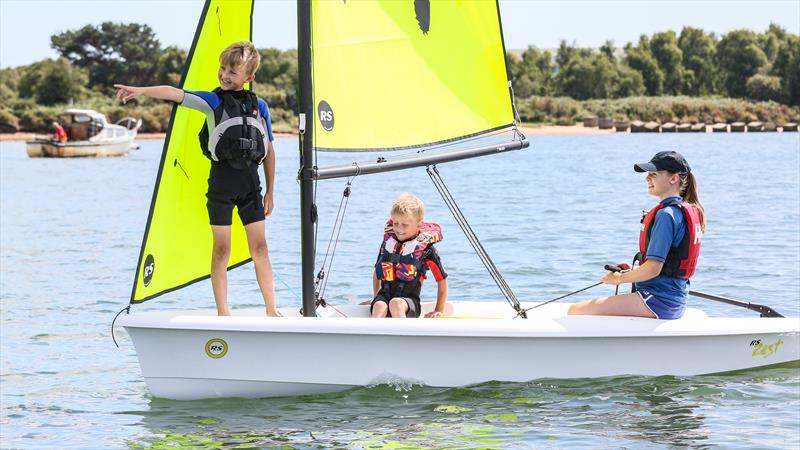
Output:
top-left (155, 45), bottom-right (187, 86)
top-left (506, 52), bottom-right (532, 97)
top-left (0, 67), bottom-right (20, 107)
top-left (769, 31), bottom-right (800, 105)
top-left (51, 22), bottom-right (162, 88)
top-left (613, 65), bottom-right (646, 97)
top-left (678, 27), bottom-right (718, 96)
top-left (760, 23), bottom-right (787, 63)
top-left (650, 31), bottom-right (685, 95)
top-left (555, 40), bottom-right (576, 69)
top-left (556, 52), bottom-right (617, 100)
top-left (555, 40), bottom-right (590, 69)
top-left (506, 46), bottom-right (554, 98)
top-left (599, 40), bottom-right (616, 61)
top-left (717, 29), bottom-right (768, 97)
top-left (255, 48), bottom-right (298, 112)
top-left (18, 58), bottom-right (87, 105)
top-left (625, 36), bottom-right (664, 95)
top-left (746, 74), bottom-right (782, 102)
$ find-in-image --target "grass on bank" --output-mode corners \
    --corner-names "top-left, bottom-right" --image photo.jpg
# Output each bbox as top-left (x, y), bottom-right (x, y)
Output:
top-left (2, 94), bottom-right (798, 134)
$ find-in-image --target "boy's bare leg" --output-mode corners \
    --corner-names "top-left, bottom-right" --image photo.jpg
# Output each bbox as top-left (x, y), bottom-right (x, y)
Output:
top-left (211, 225), bottom-right (232, 316)
top-left (244, 220), bottom-right (278, 317)
top-left (372, 302), bottom-right (389, 317)
top-left (388, 297), bottom-right (409, 318)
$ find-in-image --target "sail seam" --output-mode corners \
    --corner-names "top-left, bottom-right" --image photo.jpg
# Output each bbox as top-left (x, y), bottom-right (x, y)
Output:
top-left (313, 123), bottom-right (516, 153)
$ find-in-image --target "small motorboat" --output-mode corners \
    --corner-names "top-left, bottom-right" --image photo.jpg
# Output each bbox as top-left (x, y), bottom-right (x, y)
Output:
top-left (26, 109), bottom-right (141, 158)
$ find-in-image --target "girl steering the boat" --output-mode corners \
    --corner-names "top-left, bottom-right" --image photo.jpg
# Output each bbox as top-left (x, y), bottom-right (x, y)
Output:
top-left (568, 150), bottom-right (706, 319)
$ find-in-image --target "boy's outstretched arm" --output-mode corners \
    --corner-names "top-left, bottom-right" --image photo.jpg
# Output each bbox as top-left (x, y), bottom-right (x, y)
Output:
top-left (425, 279), bottom-right (448, 318)
top-left (114, 84), bottom-right (184, 104)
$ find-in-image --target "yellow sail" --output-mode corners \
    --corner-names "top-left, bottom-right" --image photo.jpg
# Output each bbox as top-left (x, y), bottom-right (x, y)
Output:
top-left (311, 0), bottom-right (514, 151)
top-left (131, 0), bottom-right (254, 302)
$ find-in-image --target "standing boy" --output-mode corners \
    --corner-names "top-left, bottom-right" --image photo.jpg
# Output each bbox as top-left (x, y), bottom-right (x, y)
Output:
top-left (114, 41), bottom-right (278, 317)
top-left (372, 194), bottom-right (448, 318)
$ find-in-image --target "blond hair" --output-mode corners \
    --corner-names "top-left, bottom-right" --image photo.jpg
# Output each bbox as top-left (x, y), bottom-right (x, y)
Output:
top-left (679, 172), bottom-right (706, 232)
top-left (219, 41), bottom-right (260, 75)
top-left (391, 193), bottom-right (425, 222)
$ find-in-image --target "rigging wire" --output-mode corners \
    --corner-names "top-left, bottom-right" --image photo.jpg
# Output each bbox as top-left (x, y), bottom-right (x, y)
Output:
top-left (314, 178), bottom-right (354, 312)
top-left (426, 165), bottom-right (527, 318)
top-left (508, 80), bottom-right (527, 143)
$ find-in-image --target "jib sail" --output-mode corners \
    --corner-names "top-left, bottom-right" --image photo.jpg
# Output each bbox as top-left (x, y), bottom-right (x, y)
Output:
top-left (130, 0), bottom-right (254, 303)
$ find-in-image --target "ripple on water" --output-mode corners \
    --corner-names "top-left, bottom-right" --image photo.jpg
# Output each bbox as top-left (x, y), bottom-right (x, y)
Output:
top-left (2, 136), bottom-right (800, 449)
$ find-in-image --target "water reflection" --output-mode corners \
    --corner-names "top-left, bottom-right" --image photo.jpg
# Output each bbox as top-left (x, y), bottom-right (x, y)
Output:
top-left (119, 372), bottom-right (798, 449)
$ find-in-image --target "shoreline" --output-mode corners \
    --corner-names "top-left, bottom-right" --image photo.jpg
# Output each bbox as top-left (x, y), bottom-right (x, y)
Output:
top-left (3, 124), bottom-right (796, 142)
top-left (0, 126), bottom-right (616, 142)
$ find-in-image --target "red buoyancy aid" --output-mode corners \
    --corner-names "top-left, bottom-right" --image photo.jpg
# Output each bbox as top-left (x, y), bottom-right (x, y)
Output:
top-left (375, 220), bottom-right (442, 296)
top-left (638, 200), bottom-right (703, 279)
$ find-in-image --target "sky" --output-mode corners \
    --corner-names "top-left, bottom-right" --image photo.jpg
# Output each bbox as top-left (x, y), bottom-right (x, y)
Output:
top-left (1, 0), bottom-right (799, 68)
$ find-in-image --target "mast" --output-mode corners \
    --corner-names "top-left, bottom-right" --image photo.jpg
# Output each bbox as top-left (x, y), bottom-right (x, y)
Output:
top-left (298, 0), bottom-right (317, 317)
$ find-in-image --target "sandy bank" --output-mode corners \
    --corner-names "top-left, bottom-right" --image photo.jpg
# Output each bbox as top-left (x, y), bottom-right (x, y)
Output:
top-left (517, 124), bottom-right (615, 136)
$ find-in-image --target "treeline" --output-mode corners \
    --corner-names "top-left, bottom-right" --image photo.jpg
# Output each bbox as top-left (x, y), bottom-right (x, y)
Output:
top-left (509, 25), bottom-right (799, 104)
top-left (0, 22), bottom-right (298, 133)
top-left (1, 22), bottom-right (798, 133)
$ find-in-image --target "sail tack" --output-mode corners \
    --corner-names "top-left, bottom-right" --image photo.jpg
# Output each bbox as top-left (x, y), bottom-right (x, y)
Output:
top-left (310, 0), bottom-right (514, 152)
top-left (131, 0), bottom-right (254, 303)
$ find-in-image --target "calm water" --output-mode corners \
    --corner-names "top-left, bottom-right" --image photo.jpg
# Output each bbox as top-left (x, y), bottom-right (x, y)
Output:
top-left (1, 133), bottom-right (799, 449)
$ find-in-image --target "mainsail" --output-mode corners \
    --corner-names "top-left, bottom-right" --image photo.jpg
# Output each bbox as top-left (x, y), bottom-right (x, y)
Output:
top-left (310, 0), bottom-right (515, 152)
top-left (297, 0), bottom-right (525, 315)
top-left (130, 0), bottom-right (254, 303)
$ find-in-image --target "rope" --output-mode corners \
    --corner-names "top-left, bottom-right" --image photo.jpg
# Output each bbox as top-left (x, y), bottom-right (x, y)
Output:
top-left (426, 166), bottom-right (527, 318)
top-left (508, 80), bottom-right (527, 143)
top-left (273, 271), bottom-right (301, 304)
top-left (111, 305), bottom-right (130, 348)
top-left (522, 282), bottom-right (603, 313)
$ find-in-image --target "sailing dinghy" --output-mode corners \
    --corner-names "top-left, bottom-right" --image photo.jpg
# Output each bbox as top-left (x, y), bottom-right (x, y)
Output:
top-left (118, 0), bottom-right (799, 400)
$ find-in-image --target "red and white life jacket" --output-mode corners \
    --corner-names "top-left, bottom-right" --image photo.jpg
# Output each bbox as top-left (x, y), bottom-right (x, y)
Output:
top-left (638, 200), bottom-right (702, 279)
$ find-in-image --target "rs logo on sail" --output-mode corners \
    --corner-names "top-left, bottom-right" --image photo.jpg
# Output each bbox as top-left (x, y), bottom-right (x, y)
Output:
top-left (750, 338), bottom-right (784, 358)
top-left (142, 254), bottom-right (155, 286)
top-left (317, 100), bottom-right (334, 131)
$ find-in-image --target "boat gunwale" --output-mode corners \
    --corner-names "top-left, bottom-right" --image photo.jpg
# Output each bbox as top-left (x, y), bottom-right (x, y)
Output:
top-left (118, 312), bottom-right (800, 338)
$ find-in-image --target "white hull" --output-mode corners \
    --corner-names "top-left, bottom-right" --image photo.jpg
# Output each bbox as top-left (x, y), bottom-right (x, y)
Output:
top-left (26, 138), bottom-right (134, 158)
top-left (26, 116), bottom-right (140, 158)
top-left (119, 302), bottom-right (800, 400)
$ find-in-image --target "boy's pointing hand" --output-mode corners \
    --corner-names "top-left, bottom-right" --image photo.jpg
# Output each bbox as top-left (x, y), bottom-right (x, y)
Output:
top-left (114, 84), bottom-right (141, 104)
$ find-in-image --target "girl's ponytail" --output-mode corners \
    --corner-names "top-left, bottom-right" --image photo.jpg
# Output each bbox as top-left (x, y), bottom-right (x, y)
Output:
top-left (680, 172), bottom-right (706, 232)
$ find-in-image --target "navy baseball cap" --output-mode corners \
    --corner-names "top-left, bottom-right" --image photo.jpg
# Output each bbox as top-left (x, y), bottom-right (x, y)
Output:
top-left (634, 151), bottom-right (691, 174)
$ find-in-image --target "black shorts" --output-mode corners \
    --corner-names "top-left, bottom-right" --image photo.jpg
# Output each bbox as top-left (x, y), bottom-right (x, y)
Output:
top-left (370, 293), bottom-right (421, 318)
top-left (206, 161), bottom-right (263, 226)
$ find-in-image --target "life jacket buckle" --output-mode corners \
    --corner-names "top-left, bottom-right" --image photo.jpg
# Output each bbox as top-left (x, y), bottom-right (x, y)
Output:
top-left (238, 138), bottom-right (258, 151)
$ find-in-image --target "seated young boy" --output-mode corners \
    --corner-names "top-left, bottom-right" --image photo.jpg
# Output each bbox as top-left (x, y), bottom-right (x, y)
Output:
top-left (371, 193), bottom-right (448, 318)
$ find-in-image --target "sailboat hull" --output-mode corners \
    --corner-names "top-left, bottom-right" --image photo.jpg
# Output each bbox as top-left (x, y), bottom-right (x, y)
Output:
top-left (119, 302), bottom-right (800, 400)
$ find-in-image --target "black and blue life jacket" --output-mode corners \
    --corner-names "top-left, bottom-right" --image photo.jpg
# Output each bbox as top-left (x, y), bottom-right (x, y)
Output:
top-left (198, 87), bottom-right (267, 170)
